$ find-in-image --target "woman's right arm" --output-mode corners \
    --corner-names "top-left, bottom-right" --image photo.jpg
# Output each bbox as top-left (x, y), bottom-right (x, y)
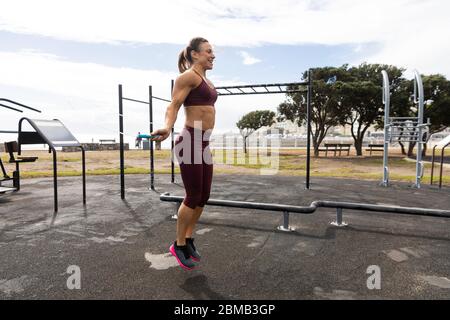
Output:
top-left (151, 72), bottom-right (196, 141)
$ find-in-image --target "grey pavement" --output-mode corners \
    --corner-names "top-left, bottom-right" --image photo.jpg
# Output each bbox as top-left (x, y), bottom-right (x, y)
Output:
top-left (0, 174), bottom-right (449, 299)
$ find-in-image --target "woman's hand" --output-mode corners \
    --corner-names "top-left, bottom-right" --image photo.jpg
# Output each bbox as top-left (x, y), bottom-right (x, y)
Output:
top-left (151, 128), bottom-right (171, 141)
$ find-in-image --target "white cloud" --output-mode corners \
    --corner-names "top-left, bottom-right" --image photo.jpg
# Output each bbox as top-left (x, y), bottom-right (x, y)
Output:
top-left (0, 50), bottom-right (177, 147)
top-left (1, 0), bottom-right (449, 146)
top-left (239, 51), bottom-right (262, 65)
top-left (1, 0), bottom-right (449, 76)
top-left (0, 50), bottom-right (284, 147)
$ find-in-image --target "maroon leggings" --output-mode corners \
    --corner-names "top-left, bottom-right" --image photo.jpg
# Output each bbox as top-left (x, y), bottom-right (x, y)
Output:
top-left (174, 126), bottom-right (213, 209)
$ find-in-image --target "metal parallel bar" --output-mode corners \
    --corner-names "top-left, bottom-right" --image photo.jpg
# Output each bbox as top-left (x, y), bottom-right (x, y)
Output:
top-left (160, 193), bottom-right (315, 213)
top-left (318, 201), bottom-right (450, 218)
top-left (119, 85), bottom-right (125, 199)
top-left (0, 98), bottom-right (41, 113)
top-left (160, 193), bottom-right (450, 218)
top-left (0, 130), bottom-right (18, 134)
top-left (0, 103), bottom-right (23, 113)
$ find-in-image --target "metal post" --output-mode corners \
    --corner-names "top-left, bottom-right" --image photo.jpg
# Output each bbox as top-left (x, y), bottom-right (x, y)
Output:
top-left (430, 145), bottom-right (437, 185)
top-left (171, 79), bottom-right (175, 184)
top-left (53, 150), bottom-right (58, 212)
top-left (13, 163), bottom-right (20, 190)
top-left (306, 69), bottom-right (312, 190)
top-left (81, 147), bottom-right (86, 204)
top-left (149, 86), bottom-right (155, 190)
top-left (413, 70), bottom-right (424, 188)
top-left (439, 143), bottom-right (450, 188)
top-left (277, 211), bottom-right (294, 232)
top-left (381, 70), bottom-right (390, 187)
top-left (119, 84), bottom-right (125, 199)
top-left (331, 208), bottom-right (348, 227)
top-left (171, 202), bottom-right (180, 220)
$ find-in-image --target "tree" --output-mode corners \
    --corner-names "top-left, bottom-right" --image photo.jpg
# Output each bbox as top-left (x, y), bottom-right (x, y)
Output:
top-left (420, 74), bottom-right (450, 156)
top-left (278, 66), bottom-right (350, 156)
top-left (338, 63), bottom-right (407, 156)
top-left (236, 110), bottom-right (276, 153)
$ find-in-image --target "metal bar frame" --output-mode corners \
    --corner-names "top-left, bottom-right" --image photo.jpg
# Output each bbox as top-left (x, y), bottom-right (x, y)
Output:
top-left (0, 98), bottom-right (42, 113)
top-left (208, 76), bottom-right (312, 189)
top-left (118, 84), bottom-right (172, 198)
top-left (382, 70), bottom-right (428, 188)
top-left (381, 70), bottom-right (390, 187)
top-left (439, 142), bottom-right (450, 188)
top-left (413, 70), bottom-right (425, 188)
top-left (161, 192), bottom-right (450, 231)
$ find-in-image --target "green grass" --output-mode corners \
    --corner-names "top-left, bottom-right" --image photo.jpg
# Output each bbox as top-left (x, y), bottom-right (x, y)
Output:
top-left (5, 148), bottom-right (448, 185)
top-left (20, 167), bottom-right (181, 178)
top-left (17, 168), bottom-right (450, 184)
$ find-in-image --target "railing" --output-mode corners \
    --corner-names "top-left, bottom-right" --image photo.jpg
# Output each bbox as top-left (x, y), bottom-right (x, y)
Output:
top-left (431, 142), bottom-right (450, 188)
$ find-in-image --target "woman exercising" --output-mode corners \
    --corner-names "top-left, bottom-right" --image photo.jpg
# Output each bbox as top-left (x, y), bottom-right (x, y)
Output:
top-left (151, 37), bottom-right (217, 270)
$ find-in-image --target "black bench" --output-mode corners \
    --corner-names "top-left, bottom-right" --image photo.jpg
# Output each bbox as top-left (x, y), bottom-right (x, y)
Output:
top-left (2, 141), bottom-right (38, 190)
top-left (366, 144), bottom-right (384, 155)
top-left (318, 143), bottom-right (352, 156)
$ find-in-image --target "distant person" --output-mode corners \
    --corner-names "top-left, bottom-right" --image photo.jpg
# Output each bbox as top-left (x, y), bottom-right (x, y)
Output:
top-left (151, 37), bottom-right (217, 270)
top-left (135, 132), bottom-right (142, 148)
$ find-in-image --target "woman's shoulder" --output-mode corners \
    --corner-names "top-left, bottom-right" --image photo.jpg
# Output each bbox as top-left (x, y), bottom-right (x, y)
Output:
top-left (177, 70), bottom-right (202, 88)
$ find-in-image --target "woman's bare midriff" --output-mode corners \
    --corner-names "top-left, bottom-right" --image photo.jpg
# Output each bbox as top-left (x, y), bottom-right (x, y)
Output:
top-left (184, 105), bottom-right (215, 130)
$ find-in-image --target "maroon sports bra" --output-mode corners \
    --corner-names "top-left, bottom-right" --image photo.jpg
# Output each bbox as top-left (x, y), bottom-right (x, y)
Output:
top-left (184, 70), bottom-right (218, 107)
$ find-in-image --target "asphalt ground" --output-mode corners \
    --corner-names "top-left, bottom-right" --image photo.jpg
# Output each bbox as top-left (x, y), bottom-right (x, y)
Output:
top-left (0, 174), bottom-right (449, 300)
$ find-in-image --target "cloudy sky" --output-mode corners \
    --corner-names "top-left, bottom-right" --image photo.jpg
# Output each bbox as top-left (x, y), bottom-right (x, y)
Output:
top-left (0, 0), bottom-right (449, 148)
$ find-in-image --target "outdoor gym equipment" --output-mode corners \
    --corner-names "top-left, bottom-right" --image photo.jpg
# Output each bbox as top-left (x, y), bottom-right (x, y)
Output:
top-left (161, 192), bottom-right (450, 232)
top-left (381, 70), bottom-right (430, 188)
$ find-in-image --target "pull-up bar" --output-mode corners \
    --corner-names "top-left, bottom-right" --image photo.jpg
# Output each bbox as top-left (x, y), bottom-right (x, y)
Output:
top-left (215, 81), bottom-right (308, 96)
top-left (213, 72), bottom-right (313, 189)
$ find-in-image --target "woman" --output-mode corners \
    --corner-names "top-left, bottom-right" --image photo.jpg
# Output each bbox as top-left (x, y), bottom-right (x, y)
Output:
top-left (151, 37), bottom-right (217, 270)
